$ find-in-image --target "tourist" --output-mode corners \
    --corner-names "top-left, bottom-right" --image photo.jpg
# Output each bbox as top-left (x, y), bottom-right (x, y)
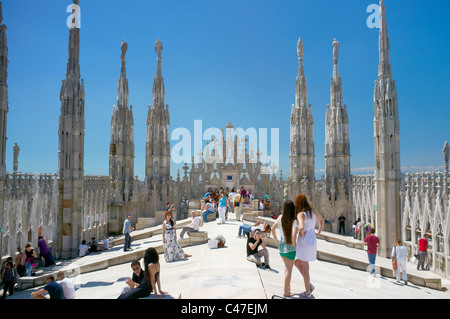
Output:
top-left (416, 234), bottom-right (429, 271)
top-left (364, 228), bottom-right (380, 276)
top-left (293, 193), bottom-right (325, 298)
top-left (123, 214), bottom-right (133, 252)
top-left (38, 236), bottom-right (55, 267)
top-left (56, 271), bottom-right (76, 299)
top-left (79, 240), bottom-right (90, 257)
top-left (166, 202), bottom-right (175, 212)
top-left (31, 275), bottom-right (65, 299)
top-left (353, 218), bottom-right (361, 239)
top-left (234, 190), bottom-right (243, 221)
top-left (202, 198), bottom-right (215, 222)
top-left (217, 193), bottom-right (227, 224)
top-left (203, 188), bottom-right (212, 199)
top-left (180, 211), bottom-right (201, 239)
top-left (15, 247), bottom-right (26, 277)
top-left (338, 213), bottom-right (346, 234)
top-left (258, 199), bottom-right (264, 211)
top-left (356, 219), bottom-right (364, 240)
top-left (228, 188), bottom-right (236, 213)
top-left (2, 262), bottom-right (17, 298)
top-left (264, 197), bottom-right (272, 211)
top-left (271, 200), bottom-right (298, 297)
top-left (162, 211), bottom-right (191, 262)
top-left (144, 247), bottom-right (168, 298)
top-left (240, 186), bottom-right (248, 203)
top-left (391, 239), bottom-right (409, 285)
top-left (246, 229), bottom-right (271, 269)
top-left (98, 236), bottom-right (110, 251)
top-left (238, 220), bottom-right (271, 238)
top-left (89, 237), bottom-right (98, 253)
top-left (1, 256), bottom-right (13, 273)
top-left (24, 243), bottom-right (37, 277)
top-left (118, 260), bottom-right (145, 298)
top-left (248, 188), bottom-right (254, 202)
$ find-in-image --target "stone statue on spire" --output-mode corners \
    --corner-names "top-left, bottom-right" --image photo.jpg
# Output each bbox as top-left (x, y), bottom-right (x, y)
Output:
top-left (333, 38), bottom-right (339, 65)
top-left (443, 141), bottom-right (449, 164)
top-left (155, 38), bottom-right (163, 58)
top-left (121, 39), bottom-right (128, 61)
top-left (297, 38), bottom-right (303, 62)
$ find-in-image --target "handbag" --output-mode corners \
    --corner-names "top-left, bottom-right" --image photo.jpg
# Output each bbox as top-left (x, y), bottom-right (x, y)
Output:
top-left (392, 246), bottom-right (398, 270)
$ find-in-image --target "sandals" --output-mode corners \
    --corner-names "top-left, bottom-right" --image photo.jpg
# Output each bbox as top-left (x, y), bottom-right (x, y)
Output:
top-left (299, 283), bottom-right (315, 298)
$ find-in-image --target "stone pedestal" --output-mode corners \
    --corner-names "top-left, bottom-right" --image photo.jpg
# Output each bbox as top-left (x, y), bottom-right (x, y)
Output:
top-left (136, 217), bottom-right (156, 230)
top-left (108, 205), bottom-right (123, 235)
top-left (189, 199), bottom-right (201, 210)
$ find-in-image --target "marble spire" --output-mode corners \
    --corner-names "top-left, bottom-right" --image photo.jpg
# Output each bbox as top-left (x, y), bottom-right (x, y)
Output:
top-left (57, 0), bottom-right (85, 259)
top-left (325, 38), bottom-right (350, 195)
top-left (146, 38), bottom-right (170, 186)
top-left (109, 40), bottom-right (134, 202)
top-left (290, 38), bottom-right (315, 186)
top-left (373, 0), bottom-right (401, 258)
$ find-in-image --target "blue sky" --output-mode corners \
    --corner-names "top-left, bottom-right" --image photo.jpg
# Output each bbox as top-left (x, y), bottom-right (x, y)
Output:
top-left (3, 0), bottom-right (450, 180)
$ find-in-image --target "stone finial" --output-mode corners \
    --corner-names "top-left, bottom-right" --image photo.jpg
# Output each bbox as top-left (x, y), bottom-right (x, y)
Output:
top-left (155, 38), bottom-right (163, 58)
top-left (0, 2), bottom-right (3, 25)
top-left (297, 38), bottom-right (303, 62)
top-left (13, 142), bottom-right (19, 173)
top-left (333, 38), bottom-right (339, 65)
top-left (443, 141), bottom-right (449, 165)
top-left (73, 0), bottom-right (80, 5)
top-left (120, 40), bottom-right (128, 61)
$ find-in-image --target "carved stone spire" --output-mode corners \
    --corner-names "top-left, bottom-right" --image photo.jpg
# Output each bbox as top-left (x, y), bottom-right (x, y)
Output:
top-left (373, 0), bottom-right (401, 258)
top-left (57, 0), bottom-right (85, 259)
top-left (325, 38), bottom-right (350, 197)
top-left (146, 38), bottom-right (170, 187)
top-left (109, 39), bottom-right (134, 201)
top-left (290, 38), bottom-right (315, 187)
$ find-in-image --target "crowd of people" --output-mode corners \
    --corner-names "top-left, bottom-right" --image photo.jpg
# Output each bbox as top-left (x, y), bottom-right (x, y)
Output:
top-left (200, 186), bottom-right (272, 223)
top-left (0, 187), bottom-right (434, 299)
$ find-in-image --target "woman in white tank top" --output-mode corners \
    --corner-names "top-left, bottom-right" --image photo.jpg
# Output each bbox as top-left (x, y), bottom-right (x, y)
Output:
top-left (293, 194), bottom-right (325, 298)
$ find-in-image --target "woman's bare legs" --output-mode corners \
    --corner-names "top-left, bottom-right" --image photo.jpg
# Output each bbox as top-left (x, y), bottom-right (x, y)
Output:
top-left (282, 257), bottom-right (295, 297)
top-left (295, 258), bottom-right (311, 293)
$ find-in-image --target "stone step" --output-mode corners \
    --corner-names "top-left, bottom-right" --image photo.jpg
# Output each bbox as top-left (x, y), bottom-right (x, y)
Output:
top-left (15, 218), bottom-right (208, 291)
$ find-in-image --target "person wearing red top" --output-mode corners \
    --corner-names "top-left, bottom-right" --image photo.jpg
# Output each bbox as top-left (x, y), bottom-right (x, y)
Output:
top-left (416, 234), bottom-right (429, 270)
top-left (364, 228), bottom-right (380, 276)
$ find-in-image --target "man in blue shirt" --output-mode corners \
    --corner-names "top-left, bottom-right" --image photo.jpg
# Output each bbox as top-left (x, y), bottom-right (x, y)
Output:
top-left (123, 215), bottom-right (133, 252)
top-left (31, 275), bottom-right (65, 299)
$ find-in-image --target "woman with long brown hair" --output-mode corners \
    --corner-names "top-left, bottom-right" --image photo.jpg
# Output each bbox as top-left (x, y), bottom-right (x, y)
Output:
top-left (271, 200), bottom-right (298, 297)
top-left (293, 193), bottom-right (324, 298)
top-left (162, 211), bottom-right (192, 262)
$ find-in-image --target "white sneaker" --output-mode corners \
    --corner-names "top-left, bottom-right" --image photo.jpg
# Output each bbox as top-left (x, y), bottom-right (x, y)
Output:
top-left (247, 255), bottom-right (258, 264)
